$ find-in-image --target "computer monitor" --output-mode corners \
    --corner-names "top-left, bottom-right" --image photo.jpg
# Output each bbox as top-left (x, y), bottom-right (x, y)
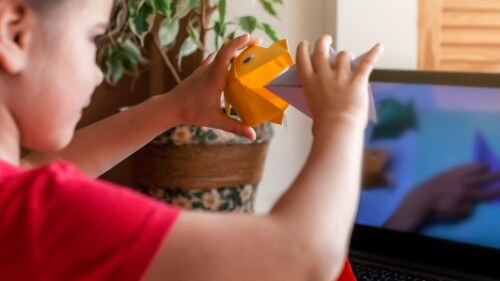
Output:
top-left (352, 70), bottom-right (500, 279)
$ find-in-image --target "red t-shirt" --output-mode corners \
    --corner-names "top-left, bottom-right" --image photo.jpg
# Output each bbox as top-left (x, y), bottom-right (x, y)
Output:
top-left (0, 160), bottom-right (180, 281)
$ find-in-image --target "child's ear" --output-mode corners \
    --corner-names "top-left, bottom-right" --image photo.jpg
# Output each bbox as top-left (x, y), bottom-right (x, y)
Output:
top-left (0, 0), bottom-right (33, 74)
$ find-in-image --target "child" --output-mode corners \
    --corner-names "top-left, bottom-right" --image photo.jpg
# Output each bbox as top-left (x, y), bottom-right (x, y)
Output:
top-left (0, 0), bottom-right (383, 280)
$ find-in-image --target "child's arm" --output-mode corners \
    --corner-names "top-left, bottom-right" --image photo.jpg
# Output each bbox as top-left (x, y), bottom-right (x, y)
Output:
top-left (143, 37), bottom-right (383, 281)
top-left (21, 35), bottom-right (260, 177)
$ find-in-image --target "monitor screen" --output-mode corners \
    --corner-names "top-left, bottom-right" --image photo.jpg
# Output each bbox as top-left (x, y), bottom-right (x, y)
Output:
top-left (356, 79), bottom-right (500, 250)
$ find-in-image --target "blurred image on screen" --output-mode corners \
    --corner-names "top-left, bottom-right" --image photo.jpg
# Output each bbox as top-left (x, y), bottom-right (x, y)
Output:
top-left (357, 82), bottom-right (500, 249)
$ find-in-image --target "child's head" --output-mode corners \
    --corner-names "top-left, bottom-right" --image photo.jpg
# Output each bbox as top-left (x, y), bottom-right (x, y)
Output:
top-left (0, 0), bottom-right (113, 152)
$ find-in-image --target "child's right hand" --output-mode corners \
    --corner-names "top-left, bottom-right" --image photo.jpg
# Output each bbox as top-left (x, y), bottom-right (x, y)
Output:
top-left (296, 35), bottom-right (383, 135)
top-left (165, 34), bottom-right (260, 140)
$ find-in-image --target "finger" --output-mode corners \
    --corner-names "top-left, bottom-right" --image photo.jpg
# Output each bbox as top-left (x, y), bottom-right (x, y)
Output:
top-left (354, 43), bottom-right (384, 80)
top-left (202, 52), bottom-right (217, 66)
top-left (296, 40), bottom-right (313, 81)
top-left (228, 36), bottom-right (261, 52)
top-left (228, 37), bottom-right (262, 63)
top-left (312, 35), bottom-right (333, 73)
top-left (470, 186), bottom-right (500, 201)
top-left (229, 36), bottom-right (260, 62)
top-left (453, 163), bottom-right (489, 175)
top-left (467, 170), bottom-right (500, 187)
top-left (213, 33), bottom-right (251, 69)
top-left (334, 51), bottom-right (353, 73)
top-left (465, 163), bottom-right (490, 175)
top-left (247, 37), bottom-right (262, 47)
top-left (215, 113), bottom-right (256, 140)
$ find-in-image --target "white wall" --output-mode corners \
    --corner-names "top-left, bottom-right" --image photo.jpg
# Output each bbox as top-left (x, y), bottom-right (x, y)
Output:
top-left (336, 0), bottom-right (418, 70)
top-left (224, 0), bottom-right (418, 213)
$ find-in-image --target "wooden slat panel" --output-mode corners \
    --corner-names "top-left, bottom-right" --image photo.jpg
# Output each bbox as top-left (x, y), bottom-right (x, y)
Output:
top-left (443, 0), bottom-right (500, 12)
top-left (442, 11), bottom-right (500, 28)
top-left (440, 61), bottom-right (500, 73)
top-left (441, 27), bottom-right (500, 45)
top-left (441, 45), bottom-right (500, 62)
top-left (419, 0), bottom-right (500, 73)
top-left (418, 0), bottom-right (442, 70)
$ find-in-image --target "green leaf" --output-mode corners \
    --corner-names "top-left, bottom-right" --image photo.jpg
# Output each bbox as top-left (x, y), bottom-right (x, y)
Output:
top-left (177, 37), bottom-right (198, 69)
top-left (214, 21), bottom-right (226, 37)
top-left (99, 38), bottom-right (144, 85)
top-left (258, 23), bottom-right (281, 41)
top-left (218, 0), bottom-right (227, 23)
top-left (237, 16), bottom-right (258, 34)
top-left (151, 0), bottom-right (172, 17)
top-left (97, 45), bottom-right (112, 74)
top-left (187, 21), bottom-right (206, 51)
top-left (99, 45), bottom-right (121, 85)
top-left (97, 45), bottom-right (111, 65)
top-left (171, 0), bottom-right (178, 17)
top-left (115, 46), bottom-right (138, 74)
top-left (172, 0), bottom-right (200, 20)
top-left (120, 54), bottom-right (138, 73)
top-left (119, 39), bottom-right (142, 62)
top-left (258, 0), bottom-right (278, 18)
top-left (110, 68), bottom-right (124, 86)
top-left (159, 18), bottom-right (180, 47)
top-left (109, 52), bottom-right (125, 85)
top-left (129, 1), bottom-right (156, 45)
top-left (111, 3), bottom-right (127, 32)
top-left (226, 31), bottom-right (236, 41)
top-left (215, 35), bottom-right (220, 50)
top-left (128, 1), bottom-right (141, 16)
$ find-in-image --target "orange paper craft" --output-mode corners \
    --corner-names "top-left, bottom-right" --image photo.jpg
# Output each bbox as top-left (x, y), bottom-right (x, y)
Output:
top-left (224, 39), bottom-right (294, 126)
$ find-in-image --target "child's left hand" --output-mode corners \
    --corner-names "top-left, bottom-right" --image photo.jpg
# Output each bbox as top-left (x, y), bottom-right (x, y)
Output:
top-left (166, 33), bottom-right (261, 140)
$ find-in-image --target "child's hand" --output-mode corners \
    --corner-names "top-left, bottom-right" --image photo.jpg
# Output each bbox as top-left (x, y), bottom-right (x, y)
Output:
top-left (296, 35), bottom-right (383, 135)
top-left (168, 34), bottom-right (261, 140)
top-left (414, 164), bottom-right (500, 220)
top-left (385, 163), bottom-right (500, 232)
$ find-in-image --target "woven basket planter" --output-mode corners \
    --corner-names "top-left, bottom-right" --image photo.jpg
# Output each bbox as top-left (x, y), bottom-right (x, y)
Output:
top-left (132, 122), bottom-right (273, 213)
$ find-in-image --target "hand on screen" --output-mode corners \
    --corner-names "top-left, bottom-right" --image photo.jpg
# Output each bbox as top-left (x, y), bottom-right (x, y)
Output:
top-left (384, 163), bottom-right (500, 232)
top-left (419, 163), bottom-right (500, 220)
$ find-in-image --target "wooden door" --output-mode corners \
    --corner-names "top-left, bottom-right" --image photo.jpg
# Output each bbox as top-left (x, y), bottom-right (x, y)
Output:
top-left (419, 0), bottom-right (500, 73)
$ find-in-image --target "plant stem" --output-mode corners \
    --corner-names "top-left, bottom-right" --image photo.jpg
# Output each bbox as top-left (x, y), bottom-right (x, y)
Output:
top-left (200, 0), bottom-right (207, 45)
top-left (151, 32), bottom-right (182, 84)
top-left (206, 21), bottom-right (236, 32)
top-left (201, 0), bottom-right (217, 46)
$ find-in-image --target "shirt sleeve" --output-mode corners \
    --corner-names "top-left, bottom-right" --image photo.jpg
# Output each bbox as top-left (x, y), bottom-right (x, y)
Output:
top-left (29, 162), bottom-right (180, 281)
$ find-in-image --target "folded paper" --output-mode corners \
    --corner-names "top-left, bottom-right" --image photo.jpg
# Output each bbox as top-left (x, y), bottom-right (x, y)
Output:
top-left (474, 131), bottom-right (500, 205)
top-left (362, 148), bottom-right (392, 189)
top-left (370, 97), bottom-right (417, 141)
top-left (224, 39), bottom-right (378, 126)
top-left (224, 39), bottom-right (293, 126)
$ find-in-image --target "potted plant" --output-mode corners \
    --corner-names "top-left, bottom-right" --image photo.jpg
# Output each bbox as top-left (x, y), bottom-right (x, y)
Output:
top-left (96, 0), bottom-right (283, 213)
